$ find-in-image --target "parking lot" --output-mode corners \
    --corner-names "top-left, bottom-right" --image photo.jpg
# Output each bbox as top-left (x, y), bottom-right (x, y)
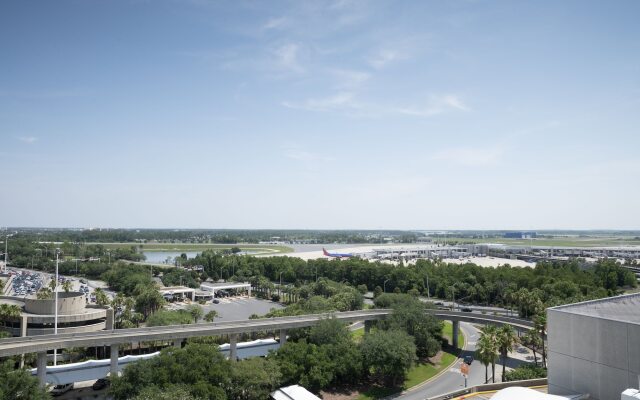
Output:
top-left (167, 296), bottom-right (284, 321)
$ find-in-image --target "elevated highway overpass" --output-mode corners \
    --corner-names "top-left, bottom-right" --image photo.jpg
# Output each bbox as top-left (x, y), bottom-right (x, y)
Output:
top-left (0, 308), bottom-right (534, 386)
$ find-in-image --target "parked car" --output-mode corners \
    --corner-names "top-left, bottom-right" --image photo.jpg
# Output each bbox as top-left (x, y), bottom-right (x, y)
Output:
top-left (92, 378), bottom-right (110, 390)
top-left (461, 307), bottom-right (473, 312)
top-left (51, 383), bottom-right (74, 396)
top-left (212, 299), bottom-right (220, 304)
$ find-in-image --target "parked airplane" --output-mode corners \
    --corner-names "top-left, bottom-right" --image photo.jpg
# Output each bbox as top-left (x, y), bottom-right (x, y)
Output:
top-left (322, 248), bottom-right (353, 258)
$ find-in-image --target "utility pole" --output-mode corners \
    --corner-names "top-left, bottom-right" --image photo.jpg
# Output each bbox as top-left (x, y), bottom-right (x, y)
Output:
top-left (383, 279), bottom-right (390, 293)
top-left (54, 249), bottom-right (60, 366)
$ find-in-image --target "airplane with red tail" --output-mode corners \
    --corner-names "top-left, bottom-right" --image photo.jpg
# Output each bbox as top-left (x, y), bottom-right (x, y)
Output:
top-left (322, 248), bottom-right (353, 258)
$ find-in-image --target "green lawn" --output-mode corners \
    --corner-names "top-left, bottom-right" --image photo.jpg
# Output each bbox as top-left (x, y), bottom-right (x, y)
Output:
top-left (357, 321), bottom-right (464, 399)
top-left (351, 327), bottom-right (365, 342)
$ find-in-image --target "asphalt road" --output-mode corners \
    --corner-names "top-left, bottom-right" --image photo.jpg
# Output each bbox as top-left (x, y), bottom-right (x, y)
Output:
top-left (395, 323), bottom-right (531, 400)
top-left (393, 322), bottom-right (482, 400)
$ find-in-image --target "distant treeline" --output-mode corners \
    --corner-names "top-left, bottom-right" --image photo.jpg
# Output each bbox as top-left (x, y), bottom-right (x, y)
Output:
top-left (4, 229), bottom-right (423, 244)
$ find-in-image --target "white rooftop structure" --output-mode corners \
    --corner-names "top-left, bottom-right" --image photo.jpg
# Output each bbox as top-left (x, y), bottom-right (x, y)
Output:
top-left (492, 387), bottom-right (572, 400)
top-left (200, 282), bottom-right (252, 296)
top-left (271, 385), bottom-right (321, 400)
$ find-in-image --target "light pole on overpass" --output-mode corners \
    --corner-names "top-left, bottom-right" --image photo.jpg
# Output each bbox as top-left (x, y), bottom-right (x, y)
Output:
top-left (54, 249), bottom-right (60, 366)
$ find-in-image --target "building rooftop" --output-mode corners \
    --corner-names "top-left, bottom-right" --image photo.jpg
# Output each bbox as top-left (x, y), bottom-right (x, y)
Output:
top-left (549, 292), bottom-right (640, 325)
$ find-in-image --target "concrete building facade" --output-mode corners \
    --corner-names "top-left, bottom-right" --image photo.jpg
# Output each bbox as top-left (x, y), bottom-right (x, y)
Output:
top-left (0, 292), bottom-right (112, 337)
top-left (547, 293), bottom-right (640, 400)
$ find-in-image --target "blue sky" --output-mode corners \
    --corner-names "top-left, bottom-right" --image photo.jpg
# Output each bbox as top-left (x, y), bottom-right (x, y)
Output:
top-left (1, 0), bottom-right (639, 230)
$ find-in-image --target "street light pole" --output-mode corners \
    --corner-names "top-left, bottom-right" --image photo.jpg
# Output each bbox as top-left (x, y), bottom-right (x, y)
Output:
top-left (451, 286), bottom-right (456, 311)
top-left (279, 271), bottom-right (284, 299)
top-left (4, 232), bottom-right (7, 273)
top-left (425, 274), bottom-right (430, 300)
top-left (54, 249), bottom-right (60, 366)
top-left (383, 279), bottom-right (390, 293)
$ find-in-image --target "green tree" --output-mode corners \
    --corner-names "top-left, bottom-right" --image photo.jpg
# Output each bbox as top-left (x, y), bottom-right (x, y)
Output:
top-left (131, 385), bottom-right (200, 400)
top-left (0, 360), bottom-right (51, 400)
top-left (475, 329), bottom-right (499, 383)
top-left (228, 357), bottom-right (282, 400)
top-left (110, 344), bottom-right (230, 400)
top-left (134, 288), bottom-right (165, 319)
top-left (204, 310), bottom-right (219, 322)
top-left (376, 294), bottom-right (443, 357)
top-left (274, 340), bottom-right (335, 390)
top-left (61, 280), bottom-right (72, 293)
top-left (94, 287), bottom-right (110, 307)
top-left (361, 330), bottom-right (417, 386)
top-left (497, 325), bottom-right (518, 382)
top-left (185, 304), bottom-right (203, 323)
top-left (0, 304), bottom-right (22, 329)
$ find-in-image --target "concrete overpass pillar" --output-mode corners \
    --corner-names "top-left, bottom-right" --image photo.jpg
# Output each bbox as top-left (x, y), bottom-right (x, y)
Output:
top-left (36, 352), bottom-right (47, 387)
top-left (229, 334), bottom-right (238, 361)
top-left (452, 320), bottom-right (460, 351)
top-left (20, 315), bottom-right (28, 368)
top-left (173, 339), bottom-right (183, 348)
top-left (106, 308), bottom-right (114, 331)
top-left (110, 344), bottom-right (119, 377)
top-left (279, 329), bottom-right (287, 346)
top-left (364, 320), bottom-right (372, 335)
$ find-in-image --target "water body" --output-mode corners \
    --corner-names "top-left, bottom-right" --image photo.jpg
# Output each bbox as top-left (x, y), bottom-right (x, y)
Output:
top-left (143, 251), bottom-right (200, 264)
top-left (142, 250), bottom-right (261, 264)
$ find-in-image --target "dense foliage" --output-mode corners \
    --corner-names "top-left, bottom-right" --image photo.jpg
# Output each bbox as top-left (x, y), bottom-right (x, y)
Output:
top-left (504, 364), bottom-right (547, 381)
top-left (0, 360), bottom-right (50, 400)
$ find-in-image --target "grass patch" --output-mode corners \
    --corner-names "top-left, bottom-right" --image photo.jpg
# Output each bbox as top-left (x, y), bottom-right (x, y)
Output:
top-left (403, 352), bottom-right (457, 389)
top-left (351, 327), bottom-right (365, 342)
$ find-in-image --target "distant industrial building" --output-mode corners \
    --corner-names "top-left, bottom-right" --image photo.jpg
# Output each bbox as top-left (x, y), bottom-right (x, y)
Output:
top-left (548, 293), bottom-right (640, 400)
top-left (504, 231), bottom-right (537, 239)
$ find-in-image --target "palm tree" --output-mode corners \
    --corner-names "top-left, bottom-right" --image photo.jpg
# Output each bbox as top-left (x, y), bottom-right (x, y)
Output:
top-left (497, 325), bottom-right (518, 382)
top-left (533, 313), bottom-right (547, 368)
top-left (478, 325), bottom-right (499, 382)
top-left (94, 288), bottom-right (110, 307)
top-left (475, 335), bottom-right (497, 383)
top-left (0, 303), bottom-right (22, 329)
top-left (62, 280), bottom-right (72, 293)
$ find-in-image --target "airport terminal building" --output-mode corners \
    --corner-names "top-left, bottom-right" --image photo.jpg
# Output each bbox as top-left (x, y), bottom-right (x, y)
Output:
top-left (548, 293), bottom-right (640, 400)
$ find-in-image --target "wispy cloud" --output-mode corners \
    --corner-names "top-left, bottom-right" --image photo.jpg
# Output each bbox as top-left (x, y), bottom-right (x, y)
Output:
top-left (396, 94), bottom-right (470, 117)
top-left (431, 146), bottom-right (504, 167)
top-left (330, 69), bottom-right (371, 89)
top-left (273, 43), bottom-right (304, 73)
top-left (368, 49), bottom-right (402, 69)
top-left (263, 17), bottom-right (287, 30)
top-left (18, 136), bottom-right (38, 144)
top-left (283, 92), bottom-right (361, 113)
top-left (283, 93), bottom-right (470, 118)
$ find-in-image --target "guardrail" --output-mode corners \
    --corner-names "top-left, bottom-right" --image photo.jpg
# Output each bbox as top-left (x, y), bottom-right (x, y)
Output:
top-left (0, 308), bottom-right (534, 358)
top-left (427, 378), bottom-right (548, 400)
